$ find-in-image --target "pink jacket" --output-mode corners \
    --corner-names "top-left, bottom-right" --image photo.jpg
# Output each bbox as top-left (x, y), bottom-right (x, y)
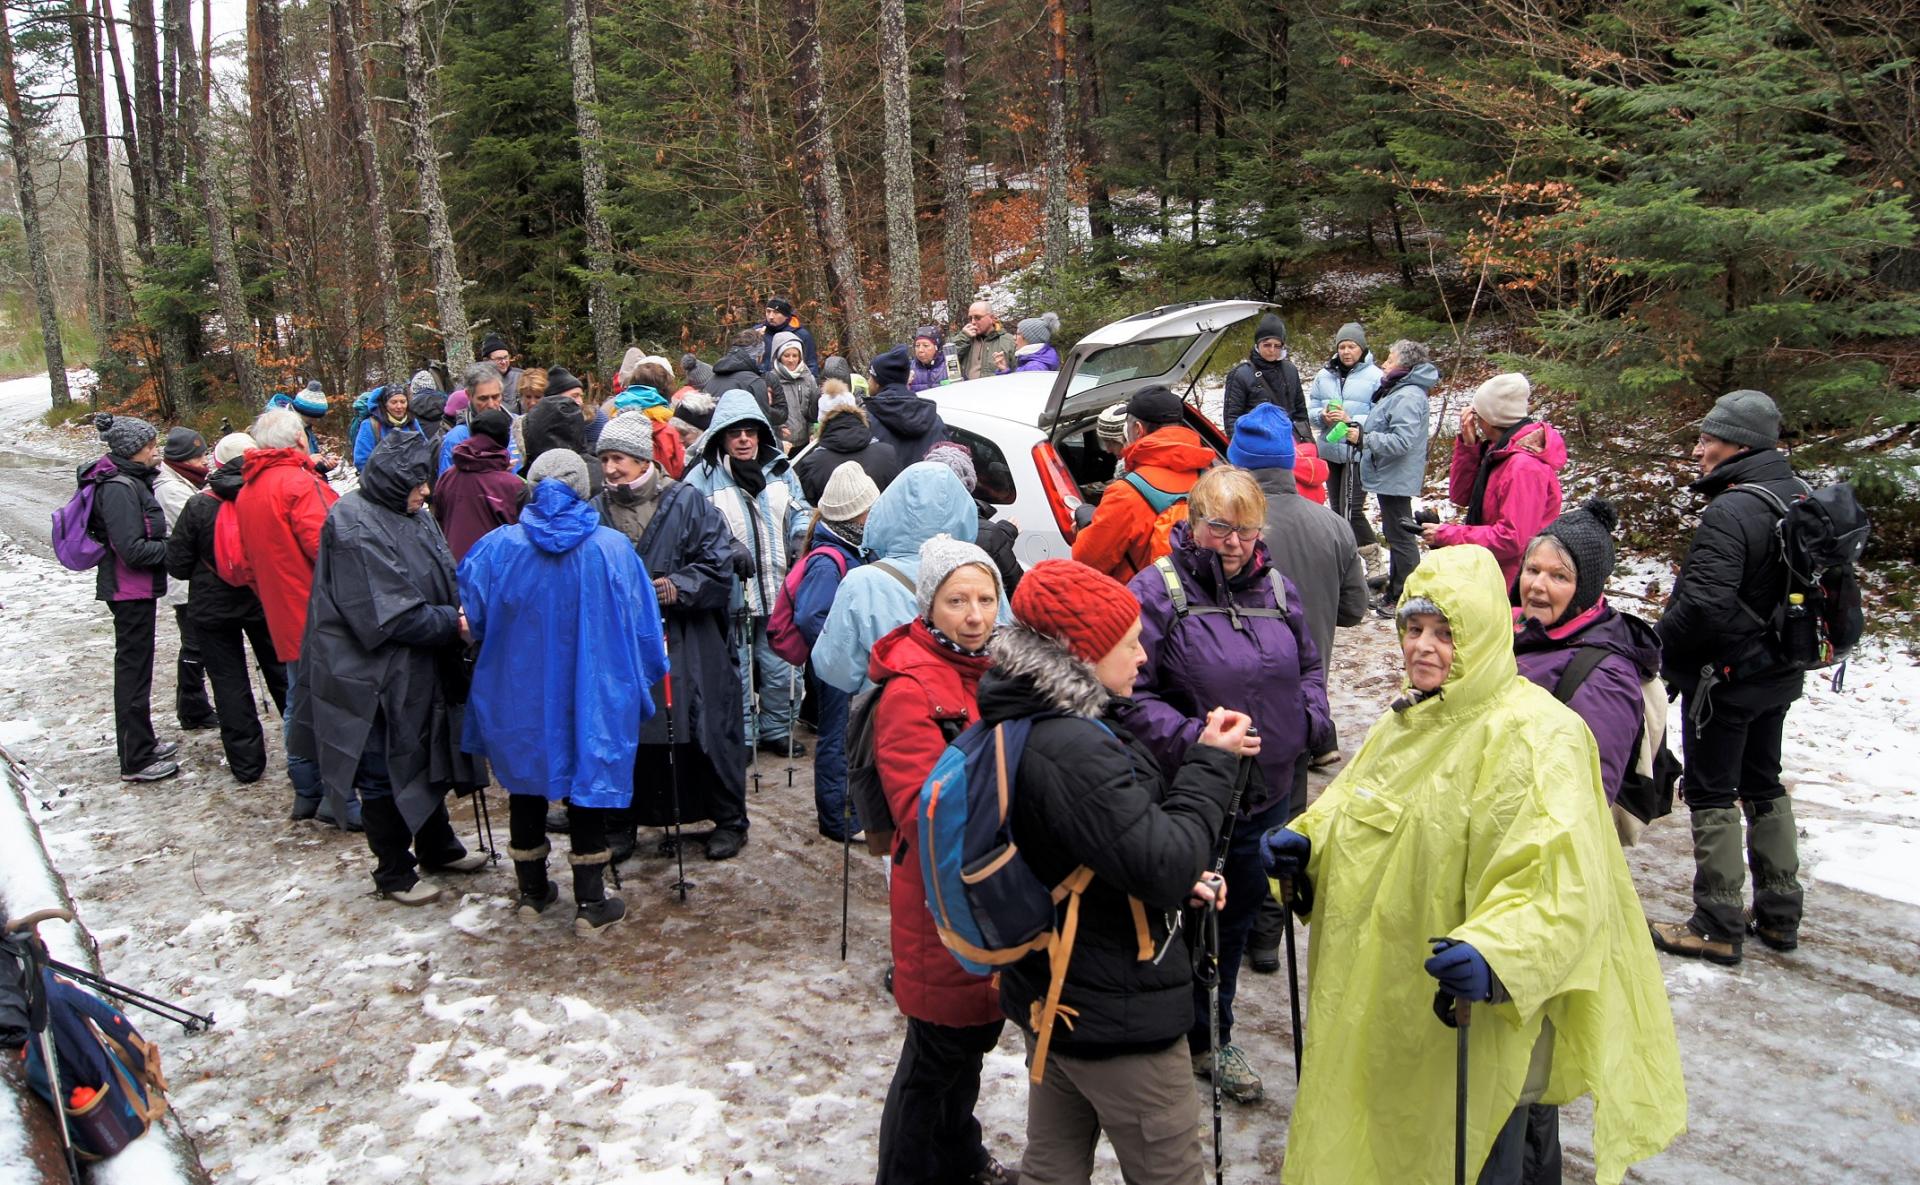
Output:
top-left (1434, 421), bottom-right (1567, 589)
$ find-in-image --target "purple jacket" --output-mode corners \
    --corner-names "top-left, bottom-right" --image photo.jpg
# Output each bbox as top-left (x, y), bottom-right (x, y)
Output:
top-left (1123, 523), bottom-right (1330, 818)
top-left (1514, 600), bottom-right (1661, 803)
top-left (80, 454), bottom-right (168, 602)
top-left (998, 343), bottom-right (1061, 374)
top-left (433, 434), bottom-right (527, 565)
top-left (907, 356), bottom-right (946, 394)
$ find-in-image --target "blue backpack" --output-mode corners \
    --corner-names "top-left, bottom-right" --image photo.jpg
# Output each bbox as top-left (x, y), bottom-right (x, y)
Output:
top-left (23, 971), bottom-right (170, 1160)
top-left (918, 717), bottom-right (1108, 1084)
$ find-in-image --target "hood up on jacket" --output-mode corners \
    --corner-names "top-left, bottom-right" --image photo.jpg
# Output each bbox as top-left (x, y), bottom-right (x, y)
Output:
top-left (711, 346), bottom-right (763, 385)
top-left (694, 389), bottom-right (782, 465)
top-left (361, 430), bottom-right (431, 513)
top-left (981, 622), bottom-right (1111, 720)
top-left (452, 432), bottom-right (513, 473)
top-left (864, 384), bottom-right (942, 440)
top-left (863, 460), bottom-right (977, 560)
top-left (521, 476), bottom-right (601, 554)
top-left (207, 456), bottom-right (246, 502)
top-left (815, 407), bottom-right (877, 453)
top-left (1393, 544), bottom-right (1517, 717)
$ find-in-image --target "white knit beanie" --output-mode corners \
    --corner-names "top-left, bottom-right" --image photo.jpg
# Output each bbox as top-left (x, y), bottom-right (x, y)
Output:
top-left (1471, 373), bottom-right (1532, 429)
top-left (817, 462), bottom-right (880, 522)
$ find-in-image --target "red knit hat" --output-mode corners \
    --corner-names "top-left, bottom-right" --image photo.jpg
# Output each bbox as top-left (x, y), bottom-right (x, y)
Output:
top-left (1011, 559), bottom-right (1140, 664)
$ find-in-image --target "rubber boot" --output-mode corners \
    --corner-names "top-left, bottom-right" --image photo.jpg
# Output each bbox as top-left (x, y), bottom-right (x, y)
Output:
top-left (509, 841), bottom-right (560, 918)
top-left (1745, 798), bottom-right (1803, 950)
top-left (570, 851), bottom-right (627, 936)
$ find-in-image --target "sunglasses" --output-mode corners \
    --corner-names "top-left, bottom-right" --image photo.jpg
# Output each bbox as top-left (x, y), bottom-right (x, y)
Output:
top-left (1198, 517), bottom-right (1261, 542)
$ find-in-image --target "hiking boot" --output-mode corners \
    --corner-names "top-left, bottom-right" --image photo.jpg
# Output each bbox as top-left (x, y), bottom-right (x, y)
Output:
top-left (120, 759), bottom-right (180, 783)
top-left (1192, 1044), bottom-right (1264, 1103)
top-left (510, 842), bottom-right (559, 918)
top-left (1247, 943), bottom-right (1281, 975)
top-left (180, 715), bottom-right (219, 732)
top-left (152, 740), bottom-right (180, 760)
top-left (609, 826), bottom-right (637, 866)
top-left (705, 827), bottom-right (746, 861)
top-left (1308, 749), bottom-right (1343, 771)
top-left (381, 879), bottom-right (444, 907)
top-left (426, 851), bottom-right (489, 874)
top-left (1745, 908), bottom-right (1799, 953)
top-left (1649, 920), bottom-right (1741, 966)
top-left (570, 852), bottom-right (626, 937)
top-left (1359, 542), bottom-right (1388, 585)
top-left (758, 735), bottom-right (807, 757)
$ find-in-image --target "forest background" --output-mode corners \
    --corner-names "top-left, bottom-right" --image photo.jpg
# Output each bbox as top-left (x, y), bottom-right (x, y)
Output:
top-left (0, 0), bottom-right (1915, 598)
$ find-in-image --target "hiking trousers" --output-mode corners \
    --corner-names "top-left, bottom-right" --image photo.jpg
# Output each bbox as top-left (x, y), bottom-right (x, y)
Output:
top-left (109, 599), bottom-right (159, 774)
top-left (875, 1017), bottom-right (1005, 1185)
top-left (196, 607), bottom-right (286, 782)
top-left (1018, 1036), bottom-right (1203, 1185)
top-left (171, 603), bottom-right (215, 727)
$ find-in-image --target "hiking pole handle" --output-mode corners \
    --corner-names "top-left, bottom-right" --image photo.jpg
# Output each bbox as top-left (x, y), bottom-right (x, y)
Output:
top-left (1208, 726), bottom-right (1259, 876)
top-left (5, 907), bottom-right (75, 933)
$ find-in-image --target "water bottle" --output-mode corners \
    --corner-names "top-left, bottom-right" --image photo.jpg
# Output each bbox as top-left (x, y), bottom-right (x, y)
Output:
top-left (1781, 592), bottom-right (1820, 667)
top-left (943, 342), bottom-right (962, 382)
top-left (1325, 395), bottom-right (1350, 444)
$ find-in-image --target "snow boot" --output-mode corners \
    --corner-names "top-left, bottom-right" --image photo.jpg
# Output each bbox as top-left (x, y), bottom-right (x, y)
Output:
top-left (1192, 1043), bottom-right (1264, 1104)
top-left (510, 842), bottom-right (560, 918)
top-left (317, 793), bottom-right (364, 833)
top-left (1744, 797), bottom-right (1803, 949)
top-left (570, 851), bottom-right (627, 936)
top-left (1686, 806), bottom-right (1747, 947)
top-left (1359, 542), bottom-right (1388, 586)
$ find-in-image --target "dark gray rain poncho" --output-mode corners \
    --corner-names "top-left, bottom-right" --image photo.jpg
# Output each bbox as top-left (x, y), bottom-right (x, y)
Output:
top-left (289, 431), bottom-right (479, 829)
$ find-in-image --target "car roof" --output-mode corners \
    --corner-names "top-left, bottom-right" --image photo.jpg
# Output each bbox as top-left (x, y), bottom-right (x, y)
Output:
top-left (923, 372), bottom-right (1056, 428)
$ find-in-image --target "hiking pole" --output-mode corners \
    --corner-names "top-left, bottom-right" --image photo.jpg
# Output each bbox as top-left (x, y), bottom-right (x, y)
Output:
top-left (739, 610), bottom-right (762, 794)
top-left (785, 663), bottom-right (799, 788)
top-left (1281, 880), bottom-right (1304, 1082)
top-left (664, 669), bottom-right (691, 901)
top-left (1199, 730), bottom-right (1258, 1185)
top-left (1453, 996), bottom-right (1471, 1185)
top-left (839, 749), bottom-right (853, 961)
top-left (9, 908), bottom-right (83, 1185)
top-left (44, 959), bottom-right (215, 1032)
top-left (473, 788), bottom-right (499, 864)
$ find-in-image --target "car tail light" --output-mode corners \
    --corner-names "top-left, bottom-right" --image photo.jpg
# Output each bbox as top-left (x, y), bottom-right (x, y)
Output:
top-left (1033, 441), bottom-right (1084, 542)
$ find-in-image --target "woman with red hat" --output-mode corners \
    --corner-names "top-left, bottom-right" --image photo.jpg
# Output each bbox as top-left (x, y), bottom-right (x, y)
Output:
top-left (975, 558), bottom-right (1257, 1184)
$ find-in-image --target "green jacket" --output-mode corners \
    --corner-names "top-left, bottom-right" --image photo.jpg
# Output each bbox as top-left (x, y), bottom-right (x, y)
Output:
top-left (945, 324), bottom-right (1018, 383)
top-left (1279, 545), bottom-right (1687, 1185)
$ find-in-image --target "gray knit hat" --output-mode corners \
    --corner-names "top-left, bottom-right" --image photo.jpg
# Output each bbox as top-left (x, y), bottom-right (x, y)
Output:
top-left (818, 462), bottom-right (880, 522)
top-left (527, 448), bottom-right (590, 499)
top-left (163, 426), bottom-right (207, 462)
top-left (1333, 322), bottom-right (1367, 353)
top-left (1534, 497), bottom-right (1619, 617)
top-left (916, 534), bottom-right (1003, 620)
top-left (1700, 389), bottom-right (1780, 451)
top-left (924, 441), bottom-right (977, 493)
top-left (1016, 312), bottom-right (1060, 345)
top-left (596, 413), bottom-right (655, 462)
top-left (101, 414), bottom-right (158, 459)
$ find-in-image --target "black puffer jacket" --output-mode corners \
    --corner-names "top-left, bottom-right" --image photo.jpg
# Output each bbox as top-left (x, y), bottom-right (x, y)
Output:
top-left (711, 345), bottom-right (783, 429)
top-left (865, 382), bottom-right (947, 470)
top-left (976, 500), bottom-right (1024, 595)
top-left (1658, 447), bottom-right (1806, 701)
top-left (794, 408), bottom-right (903, 503)
top-left (977, 623), bottom-right (1234, 1058)
top-left (165, 459), bottom-right (271, 625)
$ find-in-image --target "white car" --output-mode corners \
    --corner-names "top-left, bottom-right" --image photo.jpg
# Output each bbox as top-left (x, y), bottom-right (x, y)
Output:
top-left (919, 299), bottom-right (1277, 567)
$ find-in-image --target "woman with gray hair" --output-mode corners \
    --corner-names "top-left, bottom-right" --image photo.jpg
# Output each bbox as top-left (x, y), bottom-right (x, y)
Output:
top-left (1340, 338), bottom-right (1439, 612)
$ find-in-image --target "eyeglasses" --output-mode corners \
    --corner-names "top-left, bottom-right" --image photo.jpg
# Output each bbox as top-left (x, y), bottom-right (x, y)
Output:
top-left (1198, 518), bottom-right (1261, 542)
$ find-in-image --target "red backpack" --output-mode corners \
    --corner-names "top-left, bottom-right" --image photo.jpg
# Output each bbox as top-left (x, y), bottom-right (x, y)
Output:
top-left (767, 545), bottom-right (850, 665)
top-left (211, 498), bottom-right (254, 588)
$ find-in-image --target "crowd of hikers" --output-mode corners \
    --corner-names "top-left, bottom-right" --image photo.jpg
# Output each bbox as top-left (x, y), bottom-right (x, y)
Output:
top-left (55, 294), bottom-right (1874, 1183)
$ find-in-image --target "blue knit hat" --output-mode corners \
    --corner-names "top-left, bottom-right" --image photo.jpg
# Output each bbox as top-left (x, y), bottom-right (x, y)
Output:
top-left (290, 381), bottom-right (328, 418)
top-left (1226, 403), bottom-right (1296, 470)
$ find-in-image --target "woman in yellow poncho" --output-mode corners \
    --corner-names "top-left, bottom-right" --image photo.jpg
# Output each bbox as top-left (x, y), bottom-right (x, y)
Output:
top-left (1260, 545), bottom-right (1685, 1184)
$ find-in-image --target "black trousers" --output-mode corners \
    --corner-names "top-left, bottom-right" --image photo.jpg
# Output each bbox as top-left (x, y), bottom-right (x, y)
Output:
top-left (171, 603), bottom-right (215, 727)
top-left (196, 608), bottom-right (287, 783)
top-left (108, 599), bottom-right (158, 774)
top-left (875, 1017), bottom-right (1005, 1185)
top-left (1678, 694), bottom-right (1790, 812)
top-left (1479, 1104), bottom-right (1562, 1185)
top-left (1324, 461), bottom-right (1377, 547)
top-left (508, 792), bottom-right (610, 857)
top-left (1377, 494), bottom-right (1420, 601)
top-left (356, 722), bottom-right (464, 892)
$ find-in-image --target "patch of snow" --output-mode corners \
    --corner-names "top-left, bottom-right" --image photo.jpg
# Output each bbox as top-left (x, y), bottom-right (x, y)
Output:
top-left (242, 974), bottom-right (296, 999)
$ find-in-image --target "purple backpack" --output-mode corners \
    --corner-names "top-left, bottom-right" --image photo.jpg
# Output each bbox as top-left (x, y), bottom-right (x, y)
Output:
top-left (51, 458), bottom-right (118, 571)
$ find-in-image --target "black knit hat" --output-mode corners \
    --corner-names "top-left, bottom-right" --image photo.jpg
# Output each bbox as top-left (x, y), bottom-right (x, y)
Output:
top-left (471, 408), bottom-right (512, 447)
top-left (545, 367), bottom-right (584, 399)
top-left (1536, 497), bottom-right (1619, 617)
top-left (870, 345), bottom-right (912, 387)
top-left (1253, 312), bottom-right (1286, 345)
top-left (478, 333), bottom-right (510, 359)
top-left (163, 426), bottom-right (207, 462)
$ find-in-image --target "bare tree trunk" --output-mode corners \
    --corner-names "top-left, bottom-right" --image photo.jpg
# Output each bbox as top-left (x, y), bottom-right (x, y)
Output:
top-left (878, 0), bottom-right (919, 335)
top-left (728, 0), bottom-right (763, 230)
top-left (562, 0), bottom-right (621, 376)
top-left (786, 0), bottom-right (871, 363)
top-left (1066, 0), bottom-right (1116, 282)
top-left (1042, 0), bottom-right (1070, 273)
top-left (69, 0), bottom-right (132, 336)
top-left (127, 0), bottom-right (192, 409)
top-left (97, 0), bottom-right (153, 262)
top-left (0, 17), bottom-right (72, 407)
top-left (170, 0), bottom-right (263, 399)
top-left (331, 0), bottom-right (408, 386)
top-left (396, 0), bottom-right (473, 374)
top-left (939, 0), bottom-right (972, 324)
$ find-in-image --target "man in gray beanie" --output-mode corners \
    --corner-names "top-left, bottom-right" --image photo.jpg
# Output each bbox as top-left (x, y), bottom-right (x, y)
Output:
top-left (1651, 388), bottom-right (1806, 967)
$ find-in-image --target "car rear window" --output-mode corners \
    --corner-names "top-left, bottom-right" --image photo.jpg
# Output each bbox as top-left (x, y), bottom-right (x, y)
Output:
top-left (1066, 335), bottom-right (1198, 399)
top-left (941, 426), bottom-right (1017, 506)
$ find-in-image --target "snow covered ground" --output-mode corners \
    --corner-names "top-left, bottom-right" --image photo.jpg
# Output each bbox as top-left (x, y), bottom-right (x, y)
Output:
top-left (1, 373), bottom-right (1918, 1182)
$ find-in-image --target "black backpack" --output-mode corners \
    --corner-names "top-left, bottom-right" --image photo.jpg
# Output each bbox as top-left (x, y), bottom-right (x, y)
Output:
top-left (1551, 640), bottom-right (1682, 846)
top-left (1728, 480), bottom-right (1869, 676)
top-left (845, 680), bottom-right (968, 858)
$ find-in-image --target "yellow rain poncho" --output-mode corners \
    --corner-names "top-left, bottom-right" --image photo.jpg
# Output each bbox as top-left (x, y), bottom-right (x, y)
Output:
top-left (1278, 546), bottom-right (1685, 1185)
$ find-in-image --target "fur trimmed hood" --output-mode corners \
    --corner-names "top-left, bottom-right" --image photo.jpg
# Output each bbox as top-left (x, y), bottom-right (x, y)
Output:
top-left (985, 623), bottom-right (1111, 720)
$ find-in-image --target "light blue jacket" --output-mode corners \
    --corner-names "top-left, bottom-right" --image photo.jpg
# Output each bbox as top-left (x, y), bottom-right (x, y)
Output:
top-left (684, 390), bottom-right (810, 616)
top-left (438, 420), bottom-right (520, 474)
top-left (1306, 355), bottom-right (1384, 464)
top-left (1357, 362), bottom-right (1441, 497)
top-left (354, 416), bottom-right (420, 470)
top-left (812, 462), bottom-right (1003, 694)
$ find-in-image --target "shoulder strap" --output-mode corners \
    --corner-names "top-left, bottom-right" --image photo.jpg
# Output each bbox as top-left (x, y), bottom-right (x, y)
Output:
top-left (1153, 556), bottom-right (1188, 619)
top-left (871, 560), bottom-right (914, 592)
top-left (1551, 646), bottom-right (1610, 704)
top-left (1123, 471), bottom-right (1187, 515)
top-left (1725, 482), bottom-right (1791, 518)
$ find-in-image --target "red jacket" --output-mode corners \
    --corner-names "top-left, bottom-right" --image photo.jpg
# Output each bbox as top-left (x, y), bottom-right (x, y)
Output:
top-left (1071, 426), bottom-right (1216, 582)
top-left (235, 447), bottom-right (339, 661)
top-left (868, 620), bottom-right (1001, 1028)
top-left (1294, 438), bottom-right (1329, 504)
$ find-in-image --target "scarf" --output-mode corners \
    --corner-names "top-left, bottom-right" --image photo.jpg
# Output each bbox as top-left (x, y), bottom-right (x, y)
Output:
top-left (725, 453), bottom-right (768, 498)
top-left (1464, 418), bottom-right (1536, 526)
top-left (164, 458), bottom-right (209, 489)
top-left (926, 622), bottom-right (992, 658)
top-left (604, 466), bottom-right (665, 536)
top-left (384, 410), bottom-right (411, 429)
top-left (776, 360), bottom-right (807, 381)
top-left (614, 385), bottom-right (669, 414)
top-left (823, 518), bottom-right (865, 548)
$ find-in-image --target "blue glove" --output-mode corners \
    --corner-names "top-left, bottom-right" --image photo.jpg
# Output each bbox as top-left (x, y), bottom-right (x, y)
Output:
top-left (1423, 939), bottom-right (1494, 1003)
top-left (1259, 827), bottom-right (1313, 913)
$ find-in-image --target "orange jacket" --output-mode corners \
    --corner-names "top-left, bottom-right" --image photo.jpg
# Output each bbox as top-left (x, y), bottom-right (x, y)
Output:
top-left (1071, 426), bottom-right (1215, 582)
